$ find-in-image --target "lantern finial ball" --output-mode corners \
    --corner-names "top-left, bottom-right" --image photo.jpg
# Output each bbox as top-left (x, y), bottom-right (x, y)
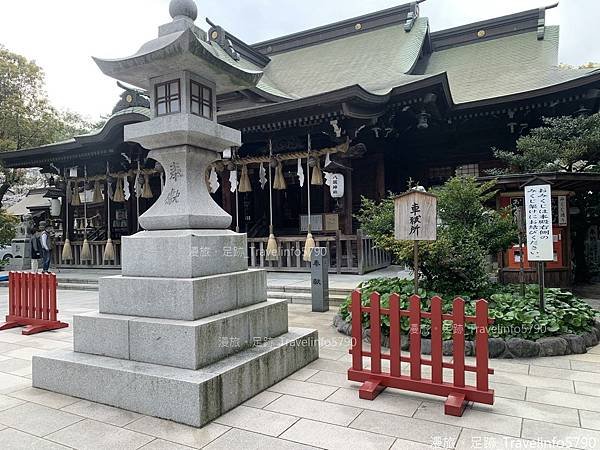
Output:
top-left (169, 0), bottom-right (198, 21)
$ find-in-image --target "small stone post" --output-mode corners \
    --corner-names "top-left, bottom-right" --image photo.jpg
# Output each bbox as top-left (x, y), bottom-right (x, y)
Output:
top-left (311, 247), bottom-right (330, 312)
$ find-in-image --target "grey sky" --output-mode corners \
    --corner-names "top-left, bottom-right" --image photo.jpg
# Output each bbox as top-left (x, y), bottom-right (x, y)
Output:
top-left (0, 0), bottom-right (598, 121)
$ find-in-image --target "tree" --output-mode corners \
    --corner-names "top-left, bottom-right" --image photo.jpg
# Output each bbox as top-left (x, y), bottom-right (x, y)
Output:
top-left (494, 113), bottom-right (600, 282)
top-left (493, 113), bottom-right (600, 173)
top-left (0, 45), bottom-right (94, 207)
top-left (355, 177), bottom-right (517, 295)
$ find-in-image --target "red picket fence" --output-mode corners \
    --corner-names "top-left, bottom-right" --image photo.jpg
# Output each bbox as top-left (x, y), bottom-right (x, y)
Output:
top-left (0, 272), bottom-right (68, 335)
top-left (348, 291), bottom-right (494, 416)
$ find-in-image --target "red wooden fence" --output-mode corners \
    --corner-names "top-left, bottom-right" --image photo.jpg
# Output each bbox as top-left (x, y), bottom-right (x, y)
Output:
top-left (0, 272), bottom-right (68, 335)
top-left (348, 290), bottom-right (494, 416)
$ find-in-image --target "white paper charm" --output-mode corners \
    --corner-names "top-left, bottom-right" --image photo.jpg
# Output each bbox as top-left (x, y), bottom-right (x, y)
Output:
top-left (259, 163), bottom-right (267, 189)
top-left (229, 170), bottom-right (238, 193)
top-left (297, 158), bottom-right (305, 187)
top-left (209, 166), bottom-right (220, 193)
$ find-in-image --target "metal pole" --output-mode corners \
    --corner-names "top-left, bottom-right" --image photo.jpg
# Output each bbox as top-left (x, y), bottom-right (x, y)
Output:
top-left (538, 261), bottom-right (545, 312)
top-left (307, 134), bottom-right (311, 230)
top-left (413, 240), bottom-right (419, 294)
top-left (235, 179), bottom-right (240, 233)
top-left (518, 233), bottom-right (526, 298)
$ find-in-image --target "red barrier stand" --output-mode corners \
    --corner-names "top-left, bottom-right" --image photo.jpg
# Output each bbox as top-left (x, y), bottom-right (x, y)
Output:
top-left (348, 290), bottom-right (494, 416)
top-left (0, 272), bottom-right (68, 335)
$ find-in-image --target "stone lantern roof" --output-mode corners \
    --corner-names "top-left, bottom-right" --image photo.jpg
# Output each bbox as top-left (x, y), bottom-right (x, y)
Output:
top-left (92, 0), bottom-right (263, 94)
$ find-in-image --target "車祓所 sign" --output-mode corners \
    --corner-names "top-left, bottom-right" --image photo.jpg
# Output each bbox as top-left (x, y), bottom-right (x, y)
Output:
top-left (394, 190), bottom-right (437, 241)
top-left (525, 184), bottom-right (553, 261)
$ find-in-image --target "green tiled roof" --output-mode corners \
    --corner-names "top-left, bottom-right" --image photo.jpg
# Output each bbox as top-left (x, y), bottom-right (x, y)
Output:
top-left (231, 20), bottom-right (598, 107)
top-left (260, 17), bottom-right (429, 99)
top-left (414, 26), bottom-right (597, 104)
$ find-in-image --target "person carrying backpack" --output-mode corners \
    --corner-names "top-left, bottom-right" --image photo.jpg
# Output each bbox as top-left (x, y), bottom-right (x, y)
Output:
top-left (30, 228), bottom-right (42, 273)
top-left (39, 222), bottom-right (52, 273)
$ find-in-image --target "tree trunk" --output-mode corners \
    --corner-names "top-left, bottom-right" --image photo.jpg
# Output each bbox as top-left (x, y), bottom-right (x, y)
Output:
top-left (0, 182), bottom-right (11, 209)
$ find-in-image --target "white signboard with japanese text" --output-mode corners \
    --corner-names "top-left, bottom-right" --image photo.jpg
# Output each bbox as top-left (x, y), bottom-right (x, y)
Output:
top-left (394, 191), bottom-right (437, 241)
top-left (558, 195), bottom-right (568, 226)
top-left (525, 184), bottom-right (554, 261)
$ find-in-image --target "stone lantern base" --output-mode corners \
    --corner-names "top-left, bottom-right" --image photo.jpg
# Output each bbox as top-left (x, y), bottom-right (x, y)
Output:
top-left (32, 230), bottom-right (318, 427)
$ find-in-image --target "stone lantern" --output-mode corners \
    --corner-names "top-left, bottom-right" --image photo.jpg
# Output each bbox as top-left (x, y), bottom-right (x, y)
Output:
top-left (32, 0), bottom-right (318, 428)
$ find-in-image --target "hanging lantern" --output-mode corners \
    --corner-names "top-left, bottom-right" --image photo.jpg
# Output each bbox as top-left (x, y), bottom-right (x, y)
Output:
top-left (92, 180), bottom-right (103, 203)
top-left (62, 173), bottom-right (73, 261)
top-left (113, 176), bottom-right (125, 203)
top-left (311, 158), bottom-right (323, 185)
top-left (239, 165), bottom-right (252, 193)
top-left (71, 182), bottom-right (81, 206)
top-left (142, 174), bottom-right (153, 199)
top-left (50, 198), bottom-right (61, 217)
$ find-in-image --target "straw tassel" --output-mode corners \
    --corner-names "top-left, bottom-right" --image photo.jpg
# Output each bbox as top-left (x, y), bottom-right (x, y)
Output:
top-left (238, 165), bottom-right (252, 192)
top-left (113, 176), bottom-right (125, 203)
top-left (92, 180), bottom-right (103, 203)
top-left (142, 174), bottom-right (153, 199)
top-left (303, 228), bottom-right (316, 262)
top-left (103, 238), bottom-right (115, 261)
top-left (311, 158), bottom-right (323, 185)
top-left (81, 238), bottom-right (92, 261)
top-left (71, 182), bottom-right (81, 206)
top-left (266, 225), bottom-right (278, 261)
top-left (62, 239), bottom-right (73, 261)
top-left (273, 162), bottom-right (287, 190)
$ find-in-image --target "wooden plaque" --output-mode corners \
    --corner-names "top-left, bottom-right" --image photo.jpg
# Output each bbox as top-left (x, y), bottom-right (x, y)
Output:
top-left (394, 191), bottom-right (437, 241)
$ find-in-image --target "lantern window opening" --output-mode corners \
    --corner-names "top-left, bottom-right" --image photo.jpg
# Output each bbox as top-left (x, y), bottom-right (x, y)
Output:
top-left (155, 79), bottom-right (181, 116)
top-left (190, 80), bottom-right (213, 119)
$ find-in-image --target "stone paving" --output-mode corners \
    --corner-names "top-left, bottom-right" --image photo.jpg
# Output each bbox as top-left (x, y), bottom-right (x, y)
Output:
top-left (1, 288), bottom-right (600, 449)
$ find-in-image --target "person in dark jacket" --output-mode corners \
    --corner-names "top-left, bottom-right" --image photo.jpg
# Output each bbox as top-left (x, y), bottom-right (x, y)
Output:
top-left (30, 228), bottom-right (42, 273)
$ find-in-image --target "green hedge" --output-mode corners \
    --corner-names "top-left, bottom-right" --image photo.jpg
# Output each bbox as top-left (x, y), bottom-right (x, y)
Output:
top-left (338, 278), bottom-right (598, 341)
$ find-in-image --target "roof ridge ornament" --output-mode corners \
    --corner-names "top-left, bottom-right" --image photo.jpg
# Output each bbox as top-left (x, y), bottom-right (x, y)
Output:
top-left (404, 0), bottom-right (425, 32)
top-left (537, 2), bottom-right (558, 40)
top-left (206, 18), bottom-right (241, 61)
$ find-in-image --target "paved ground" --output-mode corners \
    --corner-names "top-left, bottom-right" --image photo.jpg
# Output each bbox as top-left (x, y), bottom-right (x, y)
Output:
top-left (1, 289), bottom-right (600, 449)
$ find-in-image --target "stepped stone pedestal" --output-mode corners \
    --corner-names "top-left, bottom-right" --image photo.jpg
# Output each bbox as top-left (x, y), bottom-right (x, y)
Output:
top-left (32, 232), bottom-right (318, 427)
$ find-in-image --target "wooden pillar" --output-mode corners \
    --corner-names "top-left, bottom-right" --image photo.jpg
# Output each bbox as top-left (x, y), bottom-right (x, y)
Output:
top-left (344, 159), bottom-right (353, 234)
top-left (222, 171), bottom-right (233, 216)
top-left (375, 153), bottom-right (385, 202)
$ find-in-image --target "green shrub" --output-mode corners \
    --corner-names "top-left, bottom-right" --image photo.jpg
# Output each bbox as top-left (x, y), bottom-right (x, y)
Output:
top-left (339, 277), bottom-right (598, 341)
top-left (354, 177), bottom-right (518, 295)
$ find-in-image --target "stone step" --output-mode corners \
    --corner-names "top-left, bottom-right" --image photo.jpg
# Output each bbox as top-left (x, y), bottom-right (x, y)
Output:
top-left (74, 299), bottom-right (288, 370)
top-left (268, 292), bottom-right (347, 306)
top-left (58, 283), bottom-right (100, 291)
top-left (99, 270), bottom-right (267, 321)
top-left (32, 327), bottom-right (318, 427)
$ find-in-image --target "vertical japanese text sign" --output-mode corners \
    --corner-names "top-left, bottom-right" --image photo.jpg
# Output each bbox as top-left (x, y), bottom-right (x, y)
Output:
top-left (394, 191), bottom-right (437, 241)
top-left (525, 184), bottom-right (553, 261)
